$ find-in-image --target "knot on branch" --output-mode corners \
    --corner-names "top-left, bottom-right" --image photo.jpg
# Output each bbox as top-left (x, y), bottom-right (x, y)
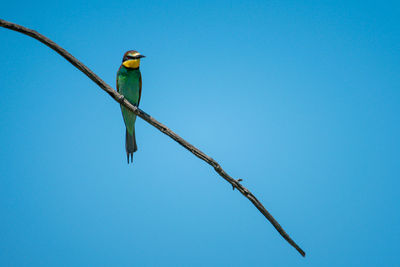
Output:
top-left (159, 126), bottom-right (168, 134)
top-left (213, 164), bottom-right (222, 172)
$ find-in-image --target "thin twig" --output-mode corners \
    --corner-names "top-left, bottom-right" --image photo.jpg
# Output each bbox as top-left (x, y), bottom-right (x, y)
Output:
top-left (0, 18), bottom-right (305, 257)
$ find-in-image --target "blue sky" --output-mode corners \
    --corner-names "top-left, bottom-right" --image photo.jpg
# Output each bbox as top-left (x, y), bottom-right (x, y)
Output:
top-left (1, 1), bottom-right (399, 266)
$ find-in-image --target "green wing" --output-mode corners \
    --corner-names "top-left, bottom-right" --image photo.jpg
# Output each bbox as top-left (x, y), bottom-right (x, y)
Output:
top-left (117, 66), bottom-right (141, 136)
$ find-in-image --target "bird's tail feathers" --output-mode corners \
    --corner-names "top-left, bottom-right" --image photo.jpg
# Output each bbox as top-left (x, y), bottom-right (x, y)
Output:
top-left (125, 129), bottom-right (137, 164)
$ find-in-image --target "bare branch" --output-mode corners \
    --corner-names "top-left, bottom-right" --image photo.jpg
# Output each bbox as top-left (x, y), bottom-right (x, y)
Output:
top-left (0, 18), bottom-right (306, 257)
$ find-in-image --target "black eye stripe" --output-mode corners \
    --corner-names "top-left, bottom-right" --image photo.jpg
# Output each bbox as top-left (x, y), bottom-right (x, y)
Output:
top-left (122, 54), bottom-right (144, 62)
top-left (123, 55), bottom-right (139, 61)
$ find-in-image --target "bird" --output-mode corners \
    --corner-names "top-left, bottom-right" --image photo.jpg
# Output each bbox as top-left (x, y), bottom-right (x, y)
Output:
top-left (117, 50), bottom-right (145, 163)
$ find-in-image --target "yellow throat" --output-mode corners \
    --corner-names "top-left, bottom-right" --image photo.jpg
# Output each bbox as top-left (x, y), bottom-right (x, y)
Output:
top-left (123, 59), bottom-right (140, 69)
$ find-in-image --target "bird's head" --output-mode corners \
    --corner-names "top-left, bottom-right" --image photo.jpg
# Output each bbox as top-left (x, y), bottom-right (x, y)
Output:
top-left (122, 50), bottom-right (145, 69)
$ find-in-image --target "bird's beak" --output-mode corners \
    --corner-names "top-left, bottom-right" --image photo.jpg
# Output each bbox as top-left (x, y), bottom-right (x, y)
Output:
top-left (138, 55), bottom-right (146, 59)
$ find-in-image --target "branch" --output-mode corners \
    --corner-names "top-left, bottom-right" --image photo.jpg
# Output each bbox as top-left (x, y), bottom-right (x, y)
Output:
top-left (0, 18), bottom-right (305, 257)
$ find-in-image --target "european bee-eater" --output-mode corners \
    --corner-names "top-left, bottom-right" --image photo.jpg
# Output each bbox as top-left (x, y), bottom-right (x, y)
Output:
top-left (117, 50), bottom-right (145, 163)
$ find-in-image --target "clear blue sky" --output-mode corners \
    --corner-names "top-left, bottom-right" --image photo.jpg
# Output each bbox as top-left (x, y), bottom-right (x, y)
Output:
top-left (1, 1), bottom-right (399, 266)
